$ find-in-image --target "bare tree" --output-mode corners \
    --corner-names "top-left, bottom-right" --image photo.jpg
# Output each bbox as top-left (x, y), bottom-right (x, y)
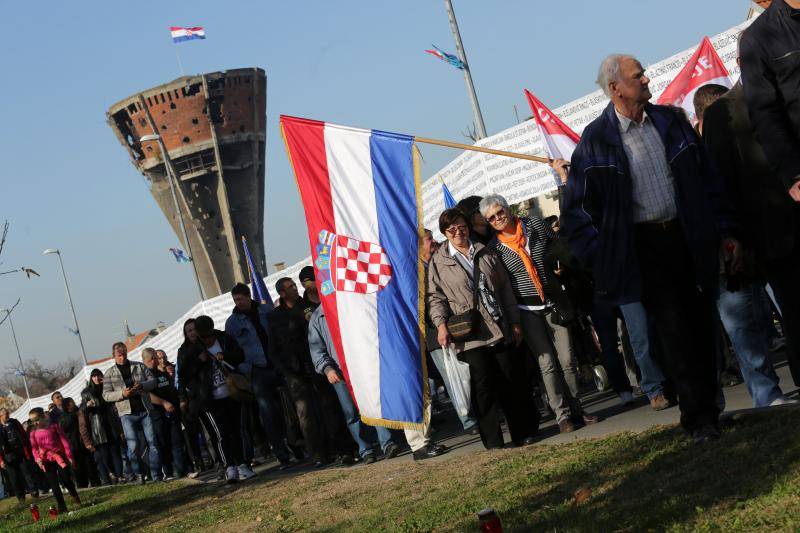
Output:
top-left (0, 356), bottom-right (82, 398)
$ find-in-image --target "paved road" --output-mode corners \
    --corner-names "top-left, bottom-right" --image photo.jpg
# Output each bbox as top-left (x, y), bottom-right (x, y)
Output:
top-left (194, 356), bottom-right (798, 480)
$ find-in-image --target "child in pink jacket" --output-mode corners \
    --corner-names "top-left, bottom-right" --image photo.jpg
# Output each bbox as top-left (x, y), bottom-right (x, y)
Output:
top-left (28, 407), bottom-right (81, 512)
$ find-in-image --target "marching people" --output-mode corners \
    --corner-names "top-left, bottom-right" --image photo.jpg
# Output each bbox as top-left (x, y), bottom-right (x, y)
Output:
top-left (268, 277), bottom-right (334, 467)
top-left (555, 53), bottom-right (740, 443)
top-left (427, 208), bottom-right (537, 449)
top-left (59, 397), bottom-right (97, 488)
top-left (79, 369), bottom-right (124, 485)
top-left (701, 45), bottom-right (795, 407)
top-left (28, 407), bottom-right (81, 513)
top-left (143, 348), bottom-right (188, 478)
top-left (176, 318), bottom-right (218, 476)
top-left (308, 305), bottom-right (404, 462)
top-left (102, 341), bottom-right (162, 483)
top-left (740, 0), bottom-right (800, 387)
top-left (178, 315), bottom-right (255, 484)
top-left (270, 274), bottom-right (357, 465)
top-left (480, 194), bottom-right (599, 432)
top-left (0, 408), bottom-right (36, 504)
top-left (224, 283), bottom-right (295, 468)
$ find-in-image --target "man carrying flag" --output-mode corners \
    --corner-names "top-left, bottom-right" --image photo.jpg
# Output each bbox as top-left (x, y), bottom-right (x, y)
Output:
top-left (657, 36), bottom-right (732, 123)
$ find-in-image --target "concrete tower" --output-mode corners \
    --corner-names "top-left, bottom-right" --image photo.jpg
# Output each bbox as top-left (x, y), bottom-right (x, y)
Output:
top-left (107, 68), bottom-right (267, 298)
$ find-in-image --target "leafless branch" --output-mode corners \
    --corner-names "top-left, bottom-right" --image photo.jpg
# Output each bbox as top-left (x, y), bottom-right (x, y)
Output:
top-left (0, 298), bottom-right (20, 328)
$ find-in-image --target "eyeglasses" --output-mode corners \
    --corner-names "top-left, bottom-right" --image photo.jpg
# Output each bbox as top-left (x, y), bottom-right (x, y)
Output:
top-left (486, 210), bottom-right (507, 223)
top-left (446, 224), bottom-right (469, 236)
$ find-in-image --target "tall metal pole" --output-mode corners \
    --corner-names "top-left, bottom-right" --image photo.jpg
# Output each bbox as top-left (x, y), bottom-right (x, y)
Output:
top-left (444, 0), bottom-right (488, 139)
top-left (54, 252), bottom-right (89, 366)
top-left (3, 311), bottom-right (30, 400)
top-left (155, 138), bottom-right (206, 302)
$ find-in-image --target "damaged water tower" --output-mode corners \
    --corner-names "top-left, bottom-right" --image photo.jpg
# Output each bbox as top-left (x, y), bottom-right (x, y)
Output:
top-left (107, 68), bottom-right (267, 298)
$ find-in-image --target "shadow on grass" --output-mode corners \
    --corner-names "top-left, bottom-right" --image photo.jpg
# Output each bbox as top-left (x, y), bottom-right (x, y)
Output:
top-left (495, 407), bottom-right (800, 531)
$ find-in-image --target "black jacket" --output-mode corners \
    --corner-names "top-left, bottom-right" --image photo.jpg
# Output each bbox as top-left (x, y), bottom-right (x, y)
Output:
top-left (177, 329), bottom-right (245, 420)
top-left (740, 0), bottom-right (800, 189)
top-left (560, 102), bottom-right (737, 305)
top-left (703, 83), bottom-right (798, 263)
top-left (79, 382), bottom-right (122, 448)
top-left (267, 300), bottom-right (316, 378)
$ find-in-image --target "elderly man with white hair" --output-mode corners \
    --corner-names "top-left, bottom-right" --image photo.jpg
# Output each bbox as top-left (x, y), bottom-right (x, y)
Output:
top-left (480, 194), bottom-right (598, 433)
top-left (552, 53), bottom-right (741, 444)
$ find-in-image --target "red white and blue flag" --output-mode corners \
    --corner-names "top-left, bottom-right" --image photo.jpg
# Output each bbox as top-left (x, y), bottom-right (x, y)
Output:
top-left (525, 89), bottom-right (580, 185)
top-left (281, 116), bottom-right (426, 430)
top-left (425, 45), bottom-right (465, 70)
top-left (170, 26), bottom-right (206, 43)
top-left (657, 36), bottom-right (732, 123)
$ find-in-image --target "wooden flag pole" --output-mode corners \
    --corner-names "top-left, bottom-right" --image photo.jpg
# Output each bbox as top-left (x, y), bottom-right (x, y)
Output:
top-left (414, 136), bottom-right (551, 164)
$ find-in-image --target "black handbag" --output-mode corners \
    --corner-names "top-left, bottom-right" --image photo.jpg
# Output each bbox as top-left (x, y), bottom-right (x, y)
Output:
top-left (446, 249), bottom-right (486, 342)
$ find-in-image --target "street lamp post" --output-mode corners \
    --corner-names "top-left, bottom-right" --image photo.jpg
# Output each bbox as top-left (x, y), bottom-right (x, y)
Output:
top-left (43, 249), bottom-right (89, 366)
top-left (0, 308), bottom-right (30, 400)
top-left (140, 134), bottom-right (206, 302)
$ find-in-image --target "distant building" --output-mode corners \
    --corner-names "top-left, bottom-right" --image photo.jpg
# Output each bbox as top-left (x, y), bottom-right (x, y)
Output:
top-left (107, 68), bottom-right (268, 298)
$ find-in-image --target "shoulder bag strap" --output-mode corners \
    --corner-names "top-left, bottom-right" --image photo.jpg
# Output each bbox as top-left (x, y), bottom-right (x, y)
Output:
top-left (472, 248), bottom-right (487, 310)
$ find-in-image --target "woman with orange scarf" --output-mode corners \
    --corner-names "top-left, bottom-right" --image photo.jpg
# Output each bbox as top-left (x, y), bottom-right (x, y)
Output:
top-left (480, 194), bottom-right (599, 434)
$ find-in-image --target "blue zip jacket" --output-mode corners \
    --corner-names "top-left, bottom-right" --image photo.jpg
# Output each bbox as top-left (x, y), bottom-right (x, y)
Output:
top-left (560, 102), bottom-right (737, 305)
top-left (308, 305), bottom-right (339, 376)
top-left (224, 299), bottom-right (274, 375)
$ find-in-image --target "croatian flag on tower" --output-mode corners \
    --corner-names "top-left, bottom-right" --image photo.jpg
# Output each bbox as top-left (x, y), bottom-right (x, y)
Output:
top-left (281, 116), bottom-right (426, 430)
top-left (525, 89), bottom-right (580, 185)
top-left (657, 36), bottom-right (731, 123)
top-left (170, 26), bottom-right (206, 43)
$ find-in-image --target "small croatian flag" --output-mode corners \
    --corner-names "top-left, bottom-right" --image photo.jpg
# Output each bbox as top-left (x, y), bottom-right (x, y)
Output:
top-left (169, 248), bottom-right (192, 263)
top-left (170, 26), bottom-right (206, 43)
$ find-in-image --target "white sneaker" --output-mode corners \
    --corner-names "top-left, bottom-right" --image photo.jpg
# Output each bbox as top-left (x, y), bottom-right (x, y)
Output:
top-left (225, 466), bottom-right (239, 484)
top-left (619, 391), bottom-right (635, 406)
top-left (769, 396), bottom-right (798, 406)
top-left (237, 463), bottom-right (256, 480)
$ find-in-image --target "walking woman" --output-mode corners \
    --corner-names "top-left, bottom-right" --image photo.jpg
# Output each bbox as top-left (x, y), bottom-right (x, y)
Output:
top-left (479, 194), bottom-right (598, 433)
top-left (28, 407), bottom-right (81, 513)
top-left (79, 369), bottom-right (124, 485)
top-left (178, 315), bottom-right (254, 484)
top-left (427, 208), bottom-right (538, 449)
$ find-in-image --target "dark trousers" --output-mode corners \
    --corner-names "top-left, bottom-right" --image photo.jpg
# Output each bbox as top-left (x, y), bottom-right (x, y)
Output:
top-left (202, 397), bottom-right (244, 468)
top-left (634, 221), bottom-right (720, 432)
top-left (154, 412), bottom-right (187, 477)
top-left (592, 303), bottom-right (634, 395)
top-left (285, 374), bottom-right (325, 460)
top-left (764, 232), bottom-right (800, 386)
top-left (3, 460), bottom-right (27, 501)
top-left (311, 374), bottom-right (356, 457)
top-left (459, 343), bottom-right (538, 449)
top-left (93, 442), bottom-right (123, 484)
top-left (42, 461), bottom-right (78, 512)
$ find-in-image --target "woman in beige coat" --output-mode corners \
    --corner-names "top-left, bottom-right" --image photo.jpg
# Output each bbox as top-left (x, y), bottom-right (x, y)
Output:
top-left (427, 208), bottom-right (539, 449)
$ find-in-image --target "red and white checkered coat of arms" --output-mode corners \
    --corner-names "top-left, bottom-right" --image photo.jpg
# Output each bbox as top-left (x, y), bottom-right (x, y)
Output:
top-left (334, 234), bottom-right (392, 294)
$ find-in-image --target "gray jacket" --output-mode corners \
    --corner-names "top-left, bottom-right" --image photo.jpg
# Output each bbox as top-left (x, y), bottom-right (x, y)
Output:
top-left (224, 300), bottom-right (275, 375)
top-left (102, 361), bottom-right (157, 417)
top-left (427, 241), bottom-right (520, 354)
top-left (308, 305), bottom-right (339, 376)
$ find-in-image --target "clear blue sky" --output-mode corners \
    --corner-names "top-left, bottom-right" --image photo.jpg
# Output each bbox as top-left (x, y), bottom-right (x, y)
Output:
top-left (0, 0), bottom-right (749, 366)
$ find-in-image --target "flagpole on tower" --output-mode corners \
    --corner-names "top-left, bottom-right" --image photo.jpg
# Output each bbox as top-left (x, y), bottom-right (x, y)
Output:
top-left (175, 47), bottom-right (185, 77)
top-left (443, 0), bottom-right (487, 140)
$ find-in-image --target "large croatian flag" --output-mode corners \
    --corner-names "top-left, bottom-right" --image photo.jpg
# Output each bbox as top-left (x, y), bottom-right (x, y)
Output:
top-left (657, 36), bottom-right (731, 123)
top-left (525, 89), bottom-right (580, 185)
top-left (170, 26), bottom-right (206, 43)
top-left (281, 116), bottom-right (426, 430)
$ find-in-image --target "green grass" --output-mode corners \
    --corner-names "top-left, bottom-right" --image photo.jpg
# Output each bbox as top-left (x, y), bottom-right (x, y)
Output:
top-left (2, 408), bottom-right (799, 532)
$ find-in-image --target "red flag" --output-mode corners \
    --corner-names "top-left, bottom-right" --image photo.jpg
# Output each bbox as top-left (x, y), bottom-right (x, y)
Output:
top-left (525, 89), bottom-right (580, 162)
top-left (657, 36), bottom-right (731, 122)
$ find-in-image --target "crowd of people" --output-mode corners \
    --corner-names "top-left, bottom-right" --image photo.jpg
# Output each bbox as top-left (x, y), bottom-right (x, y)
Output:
top-left (1, 0), bottom-right (799, 514)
